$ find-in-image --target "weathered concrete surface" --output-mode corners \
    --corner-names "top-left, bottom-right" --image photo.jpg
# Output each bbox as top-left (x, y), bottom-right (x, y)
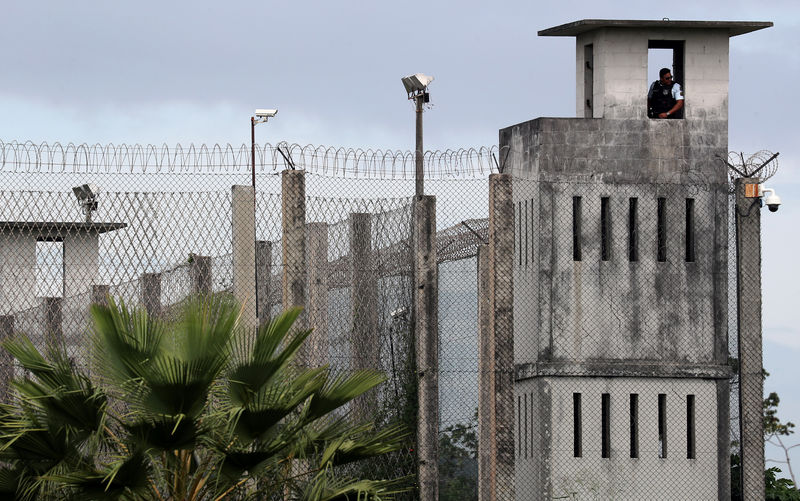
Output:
top-left (91, 284), bottom-right (110, 307)
top-left (256, 242), bottom-right (272, 325)
top-left (140, 272), bottom-right (161, 317)
top-left (281, 171), bottom-right (306, 320)
top-left (489, 174), bottom-right (514, 501)
top-left (735, 178), bottom-right (765, 501)
top-left (306, 225), bottom-right (328, 367)
top-left (571, 28), bottom-right (731, 120)
top-left (231, 185), bottom-right (257, 327)
top-left (43, 296), bottom-right (63, 345)
top-left (0, 315), bottom-right (13, 399)
top-left (190, 254), bottom-right (212, 297)
top-left (477, 244), bottom-right (493, 501)
top-left (414, 195), bottom-right (439, 501)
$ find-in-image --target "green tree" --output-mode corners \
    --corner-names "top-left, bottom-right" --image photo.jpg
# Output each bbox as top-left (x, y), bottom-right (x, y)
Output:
top-left (438, 410), bottom-right (478, 501)
top-left (0, 296), bottom-right (408, 500)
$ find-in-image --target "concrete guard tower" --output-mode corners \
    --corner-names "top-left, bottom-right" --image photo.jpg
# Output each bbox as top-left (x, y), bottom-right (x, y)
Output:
top-left (501, 20), bottom-right (771, 500)
top-left (0, 221), bottom-right (126, 314)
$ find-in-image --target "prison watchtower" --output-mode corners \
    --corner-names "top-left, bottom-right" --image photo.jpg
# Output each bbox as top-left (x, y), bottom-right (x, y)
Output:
top-left (501, 20), bottom-right (771, 500)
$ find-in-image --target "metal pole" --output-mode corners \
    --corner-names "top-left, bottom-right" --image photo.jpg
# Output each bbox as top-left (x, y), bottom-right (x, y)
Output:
top-left (735, 177), bottom-right (765, 501)
top-left (415, 95), bottom-right (424, 197)
top-left (251, 117), bottom-right (256, 189)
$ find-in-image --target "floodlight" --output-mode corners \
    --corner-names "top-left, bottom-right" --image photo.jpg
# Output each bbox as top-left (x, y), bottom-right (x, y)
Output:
top-left (72, 183), bottom-right (100, 222)
top-left (254, 109), bottom-right (278, 118)
top-left (72, 183), bottom-right (100, 202)
top-left (401, 73), bottom-right (434, 95)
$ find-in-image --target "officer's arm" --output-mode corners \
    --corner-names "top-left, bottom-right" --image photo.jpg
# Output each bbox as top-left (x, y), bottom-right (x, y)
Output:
top-left (666, 99), bottom-right (684, 116)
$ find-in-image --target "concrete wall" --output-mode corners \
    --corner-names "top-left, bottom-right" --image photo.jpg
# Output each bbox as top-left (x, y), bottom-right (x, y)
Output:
top-left (575, 28), bottom-right (730, 120)
top-left (503, 118), bottom-right (728, 367)
top-left (516, 377), bottom-right (719, 501)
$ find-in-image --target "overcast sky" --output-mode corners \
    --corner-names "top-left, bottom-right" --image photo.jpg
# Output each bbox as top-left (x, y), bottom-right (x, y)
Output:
top-left (2, 0), bottom-right (799, 472)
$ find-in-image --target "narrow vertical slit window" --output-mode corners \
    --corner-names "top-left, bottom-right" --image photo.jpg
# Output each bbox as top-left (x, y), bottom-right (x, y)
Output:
top-left (573, 393), bottom-right (582, 457)
top-left (628, 198), bottom-right (638, 262)
top-left (517, 201), bottom-right (523, 267)
top-left (524, 199), bottom-right (529, 268)
top-left (658, 393), bottom-right (667, 458)
top-left (601, 393), bottom-right (611, 458)
top-left (687, 394), bottom-right (696, 459)
top-left (601, 197), bottom-right (611, 261)
top-left (530, 392), bottom-right (535, 454)
top-left (657, 198), bottom-right (667, 262)
top-left (517, 395), bottom-right (522, 455)
top-left (685, 198), bottom-right (695, 262)
top-left (584, 44), bottom-right (594, 118)
top-left (630, 394), bottom-right (639, 458)
top-left (524, 393), bottom-right (529, 459)
top-left (530, 198), bottom-right (536, 264)
top-left (573, 197), bottom-right (582, 261)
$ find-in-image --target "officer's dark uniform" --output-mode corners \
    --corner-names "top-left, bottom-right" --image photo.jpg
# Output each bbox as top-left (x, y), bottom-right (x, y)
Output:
top-left (648, 80), bottom-right (681, 118)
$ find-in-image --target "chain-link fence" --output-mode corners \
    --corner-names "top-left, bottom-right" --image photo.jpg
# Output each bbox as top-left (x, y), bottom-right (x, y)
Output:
top-left (0, 140), bottom-right (759, 499)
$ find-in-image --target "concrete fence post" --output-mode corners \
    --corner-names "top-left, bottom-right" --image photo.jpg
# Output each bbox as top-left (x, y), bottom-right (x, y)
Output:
top-left (489, 173), bottom-right (514, 501)
top-left (256, 241), bottom-right (272, 326)
top-left (306, 223), bottom-right (328, 367)
top-left (232, 185), bottom-right (257, 328)
top-left (414, 195), bottom-right (438, 501)
top-left (91, 284), bottom-right (110, 307)
top-left (189, 254), bottom-right (212, 296)
top-left (282, 170), bottom-right (307, 318)
top-left (43, 296), bottom-right (63, 346)
top-left (0, 315), bottom-right (14, 399)
top-left (350, 213), bottom-right (378, 418)
top-left (477, 244), bottom-right (493, 501)
top-left (140, 273), bottom-right (162, 317)
top-left (735, 177), bottom-right (765, 501)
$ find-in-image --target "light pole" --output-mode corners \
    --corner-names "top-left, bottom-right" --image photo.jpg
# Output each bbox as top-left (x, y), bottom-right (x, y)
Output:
top-left (251, 109), bottom-right (278, 188)
top-left (401, 74), bottom-right (433, 197)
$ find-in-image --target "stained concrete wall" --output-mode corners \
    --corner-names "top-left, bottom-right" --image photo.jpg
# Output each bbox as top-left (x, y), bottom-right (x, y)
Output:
top-left (503, 118), bottom-right (728, 367)
top-left (575, 28), bottom-right (730, 120)
top-left (501, 116), bottom-right (730, 499)
top-left (516, 377), bottom-right (719, 501)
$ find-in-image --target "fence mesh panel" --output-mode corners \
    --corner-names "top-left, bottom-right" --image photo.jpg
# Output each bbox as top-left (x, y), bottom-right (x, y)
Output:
top-left (0, 143), bottom-right (754, 500)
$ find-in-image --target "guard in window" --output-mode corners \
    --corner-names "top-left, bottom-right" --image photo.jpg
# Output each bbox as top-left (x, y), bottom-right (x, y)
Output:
top-left (647, 68), bottom-right (684, 119)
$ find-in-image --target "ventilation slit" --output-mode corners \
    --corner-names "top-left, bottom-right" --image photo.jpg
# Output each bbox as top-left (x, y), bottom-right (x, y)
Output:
top-left (573, 197), bottom-right (582, 261)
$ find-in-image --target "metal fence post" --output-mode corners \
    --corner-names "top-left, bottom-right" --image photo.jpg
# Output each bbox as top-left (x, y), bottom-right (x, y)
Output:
top-left (414, 195), bottom-right (438, 501)
top-left (735, 177), bottom-right (765, 501)
top-left (489, 173), bottom-right (514, 501)
top-left (232, 185), bottom-right (257, 327)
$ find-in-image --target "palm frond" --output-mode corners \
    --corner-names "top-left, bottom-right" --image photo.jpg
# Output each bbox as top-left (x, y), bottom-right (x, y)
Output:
top-left (307, 370), bottom-right (386, 421)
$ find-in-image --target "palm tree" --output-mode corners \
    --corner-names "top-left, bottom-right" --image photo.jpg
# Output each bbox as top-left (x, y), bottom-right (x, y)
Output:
top-left (0, 295), bottom-right (409, 500)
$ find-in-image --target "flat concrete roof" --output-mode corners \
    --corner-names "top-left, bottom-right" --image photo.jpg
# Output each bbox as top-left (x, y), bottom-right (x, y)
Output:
top-left (0, 221), bottom-right (127, 235)
top-left (539, 19), bottom-right (773, 37)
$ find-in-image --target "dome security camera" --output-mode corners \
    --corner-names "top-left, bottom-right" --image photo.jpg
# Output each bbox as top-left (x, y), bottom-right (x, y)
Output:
top-left (762, 187), bottom-right (781, 212)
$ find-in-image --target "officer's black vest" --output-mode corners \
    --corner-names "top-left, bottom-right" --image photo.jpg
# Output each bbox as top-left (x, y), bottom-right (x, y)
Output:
top-left (650, 80), bottom-right (677, 115)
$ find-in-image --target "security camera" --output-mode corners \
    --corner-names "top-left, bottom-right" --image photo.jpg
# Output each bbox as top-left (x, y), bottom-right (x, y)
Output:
top-left (254, 109), bottom-right (278, 118)
top-left (762, 187), bottom-right (781, 212)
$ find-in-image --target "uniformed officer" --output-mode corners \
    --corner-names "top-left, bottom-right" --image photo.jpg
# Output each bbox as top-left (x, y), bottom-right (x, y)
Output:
top-left (647, 68), bottom-right (684, 119)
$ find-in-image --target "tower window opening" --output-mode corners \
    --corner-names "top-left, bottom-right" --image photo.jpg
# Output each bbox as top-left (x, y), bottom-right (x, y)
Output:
top-left (658, 393), bottom-right (668, 458)
top-left (573, 393), bottom-right (582, 457)
top-left (647, 41), bottom-right (685, 119)
top-left (657, 198), bottom-right (667, 262)
top-left (584, 44), bottom-right (594, 118)
top-left (687, 395), bottom-right (696, 459)
top-left (601, 197), bottom-right (611, 261)
top-left (601, 393), bottom-right (611, 458)
top-left (36, 239), bottom-right (64, 298)
top-left (628, 198), bottom-right (639, 262)
top-left (685, 198), bottom-right (696, 262)
top-left (630, 393), bottom-right (639, 458)
top-left (573, 197), bottom-right (582, 261)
